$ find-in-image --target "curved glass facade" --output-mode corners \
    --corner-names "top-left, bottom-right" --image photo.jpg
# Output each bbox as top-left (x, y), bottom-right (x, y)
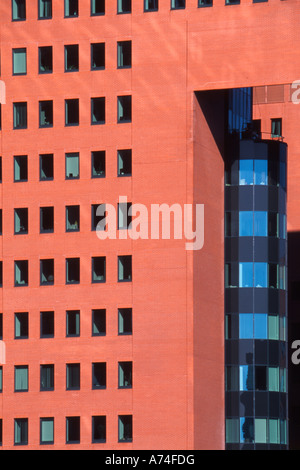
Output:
top-left (224, 89), bottom-right (288, 449)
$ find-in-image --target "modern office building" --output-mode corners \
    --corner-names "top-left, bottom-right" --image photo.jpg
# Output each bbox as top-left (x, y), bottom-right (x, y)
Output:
top-left (0, 0), bottom-right (299, 450)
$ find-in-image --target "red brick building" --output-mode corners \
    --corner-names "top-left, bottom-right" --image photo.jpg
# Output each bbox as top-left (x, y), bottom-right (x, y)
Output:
top-left (0, 0), bottom-right (299, 450)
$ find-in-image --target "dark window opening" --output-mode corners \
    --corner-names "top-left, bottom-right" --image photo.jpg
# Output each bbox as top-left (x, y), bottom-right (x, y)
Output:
top-left (271, 118), bottom-right (282, 138)
top-left (91, 43), bottom-right (105, 70)
top-left (66, 205), bottom-right (80, 232)
top-left (92, 151), bottom-right (105, 177)
top-left (171, 0), bottom-right (185, 8)
top-left (15, 365), bottom-right (28, 392)
top-left (40, 311), bottom-right (54, 338)
top-left (0, 262), bottom-right (2, 288)
top-left (65, 152), bottom-right (79, 179)
top-left (39, 100), bottom-right (53, 127)
top-left (13, 103), bottom-right (27, 129)
top-left (198, 0), bottom-right (212, 6)
top-left (118, 361), bottom-right (132, 388)
top-left (66, 258), bottom-right (80, 284)
top-left (65, 0), bottom-right (78, 17)
top-left (118, 202), bottom-right (132, 229)
top-left (66, 417), bottom-right (80, 444)
top-left (15, 312), bottom-right (28, 339)
top-left (118, 95), bottom-right (132, 123)
top-left (40, 154), bottom-right (53, 180)
top-left (144, 0), bottom-right (158, 11)
top-left (65, 45), bottom-right (79, 72)
top-left (225, 0), bottom-right (240, 4)
top-left (118, 0), bottom-right (131, 13)
top-left (0, 210), bottom-right (2, 235)
top-left (91, 97), bottom-right (105, 124)
top-left (40, 364), bottom-right (54, 391)
top-left (92, 309), bottom-right (106, 336)
top-left (92, 362), bottom-right (106, 389)
top-left (0, 314), bottom-right (2, 339)
top-left (12, 0), bottom-right (26, 21)
top-left (14, 260), bottom-right (28, 287)
top-left (39, 46), bottom-right (53, 73)
top-left (255, 366), bottom-right (267, 391)
top-left (117, 41), bottom-right (131, 68)
top-left (40, 259), bottom-right (54, 285)
top-left (14, 419), bottom-right (28, 446)
top-left (0, 158), bottom-right (2, 183)
top-left (92, 203), bottom-right (106, 231)
top-left (14, 155), bottom-right (27, 182)
top-left (92, 416), bottom-right (106, 443)
top-left (92, 257), bottom-right (106, 283)
top-left (39, 0), bottom-right (52, 19)
top-left (66, 310), bottom-right (80, 337)
top-left (14, 208), bottom-right (28, 234)
top-left (118, 149), bottom-right (132, 176)
top-left (65, 99), bottom-right (79, 126)
top-left (66, 364), bottom-right (80, 390)
top-left (118, 255), bottom-right (132, 282)
top-left (118, 415), bottom-right (132, 442)
top-left (91, 0), bottom-right (105, 15)
top-left (40, 207), bottom-right (54, 233)
top-left (291, 281), bottom-right (300, 301)
top-left (118, 308), bottom-right (132, 335)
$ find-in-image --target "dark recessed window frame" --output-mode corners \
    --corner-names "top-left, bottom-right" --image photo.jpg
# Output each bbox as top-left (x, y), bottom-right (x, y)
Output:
top-left (66, 257), bottom-right (80, 284)
top-left (92, 416), bottom-right (106, 443)
top-left (171, 0), bottom-right (185, 9)
top-left (38, 0), bottom-right (52, 19)
top-left (66, 205), bottom-right (80, 232)
top-left (117, 95), bottom-right (132, 123)
top-left (144, 0), bottom-right (158, 12)
top-left (117, 0), bottom-right (132, 14)
top-left (91, 43), bottom-right (105, 70)
top-left (12, 0), bottom-right (26, 21)
top-left (40, 364), bottom-right (54, 391)
top-left (40, 417), bottom-right (54, 445)
top-left (118, 255), bottom-right (132, 282)
top-left (40, 206), bottom-right (54, 233)
top-left (118, 415), bottom-right (132, 443)
top-left (92, 256), bottom-right (106, 283)
top-left (14, 365), bottom-right (28, 392)
top-left (91, 151), bottom-right (105, 178)
top-left (14, 418), bottom-right (28, 446)
top-left (66, 310), bottom-right (80, 337)
top-left (92, 362), bottom-right (106, 390)
top-left (12, 48), bottom-right (27, 76)
top-left (40, 259), bottom-right (54, 286)
top-left (39, 46), bottom-right (53, 74)
top-left (117, 41), bottom-right (132, 69)
top-left (118, 308), bottom-right (132, 335)
top-left (14, 312), bottom-right (29, 339)
top-left (118, 149), bottom-right (132, 177)
top-left (66, 363), bottom-right (80, 391)
top-left (65, 45), bottom-right (79, 72)
top-left (198, 0), bottom-right (212, 6)
top-left (13, 102), bottom-right (27, 130)
top-left (14, 155), bottom-right (28, 182)
top-left (40, 153), bottom-right (54, 181)
top-left (14, 208), bottom-right (28, 235)
top-left (91, 97), bottom-right (105, 125)
top-left (39, 100), bottom-right (53, 128)
top-left (14, 260), bottom-right (28, 287)
top-left (91, 0), bottom-right (105, 16)
top-left (64, 0), bottom-right (78, 18)
top-left (92, 309), bottom-right (106, 336)
top-left (66, 416), bottom-right (80, 444)
top-left (65, 99), bottom-right (79, 126)
top-left (40, 311), bottom-right (54, 338)
top-left (65, 152), bottom-right (79, 180)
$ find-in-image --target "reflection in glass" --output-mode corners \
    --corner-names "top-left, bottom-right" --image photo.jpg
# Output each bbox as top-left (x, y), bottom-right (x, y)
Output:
top-left (254, 314), bottom-right (267, 339)
top-left (268, 315), bottom-right (279, 340)
top-left (239, 314), bottom-right (253, 339)
top-left (254, 212), bottom-right (268, 236)
top-left (239, 262), bottom-right (253, 288)
top-left (239, 212), bottom-right (253, 236)
top-left (240, 365), bottom-right (254, 391)
top-left (255, 418), bottom-right (267, 444)
top-left (254, 160), bottom-right (268, 185)
top-left (239, 160), bottom-right (253, 185)
top-left (254, 262), bottom-right (267, 288)
top-left (268, 367), bottom-right (279, 392)
top-left (240, 417), bottom-right (254, 443)
top-left (226, 366), bottom-right (239, 391)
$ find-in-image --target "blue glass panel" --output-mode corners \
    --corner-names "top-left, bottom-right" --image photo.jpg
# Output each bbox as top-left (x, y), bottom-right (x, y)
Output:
top-left (254, 314), bottom-right (268, 339)
top-left (239, 262), bottom-right (253, 287)
top-left (254, 262), bottom-right (268, 288)
top-left (240, 417), bottom-right (254, 444)
top-left (254, 160), bottom-right (268, 186)
top-left (279, 214), bottom-right (287, 239)
top-left (239, 212), bottom-right (253, 236)
top-left (239, 160), bottom-right (253, 186)
top-left (240, 365), bottom-right (254, 391)
top-left (254, 211), bottom-right (268, 237)
top-left (239, 314), bottom-right (253, 339)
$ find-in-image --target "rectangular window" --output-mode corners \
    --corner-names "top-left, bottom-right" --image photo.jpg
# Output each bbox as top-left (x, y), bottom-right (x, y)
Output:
top-left (14, 155), bottom-right (27, 182)
top-left (118, 149), bottom-right (132, 176)
top-left (144, 0), bottom-right (158, 11)
top-left (0, 262), bottom-right (3, 288)
top-left (40, 418), bottom-right (54, 445)
top-left (39, 100), bottom-right (53, 127)
top-left (255, 419), bottom-right (267, 444)
top-left (66, 310), bottom-right (80, 337)
top-left (65, 99), bottom-right (79, 126)
top-left (255, 366), bottom-right (267, 391)
top-left (91, 97), bottom-right (105, 125)
top-left (65, 45), bottom-right (79, 72)
top-left (92, 309), bottom-right (106, 336)
top-left (40, 364), bottom-right (54, 391)
top-left (91, 43), bottom-right (105, 70)
top-left (12, 0), bottom-right (26, 21)
top-left (269, 367), bottom-right (279, 392)
top-left (92, 362), bottom-right (106, 389)
top-left (39, 46), bottom-right (53, 74)
top-left (198, 0), bottom-right (212, 6)
top-left (0, 210), bottom-right (2, 235)
top-left (0, 367), bottom-right (2, 393)
top-left (15, 260), bottom-right (28, 287)
top-left (225, 366), bottom-right (239, 391)
top-left (118, 202), bottom-right (132, 230)
top-left (239, 314), bottom-right (253, 339)
top-left (171, 0), bottom-right (185, 9)
top-left (254, 211), bottom-right (268, 237)
top-left (92, 151), bottom-right (105, 177)
top-left (66, 258), bottom-right (80, 284)
top-left (15, 365), bottom-right (28, 392)
top-left (118, 362), bottom-right (132, 388)
top-left (118, 0), bottom-right (131, 13)
top-left (13, 103), bottom-right (27, 129)
top-left (40, 206), bottom-right (54, 233)
top-left (92, 416), bottom-right (106, 443)
top-left (117, 41), bottom-right (131, 68)
top-left (92, 257), bottom-right (106, 283)
top-left (65, 152), bottom-right (79, 179)
top-left (118, 308), bottom-right (132, 335)
top-left (239, 211), bottom-right (253, 237)
top-left (66, 205), bottom-right (80, 232)
top-left (14, 208), bottom-right (28, 234)
top-left (254, 160), bottom-right (268, 185)
top-left (15, 312), bottom-right (28, 339)
top-left (40, 311), bottom-right (54, 338)
top-left (40, 154), bottom-right (54, 180)
top-left (91, 0), bottom-right (105, 15)
top-left (118, 255), bottom-right (132, 282)
top-left (239, 262), bottom-right (253, 288)
top-left (66, 417), bottom-right (80, 444)
top-left (66, 363), bottom-right (80, 390)
top-left (13, 48), bottom-right (26, 75)
top-left (226, 419), bottom-right (239, 444)
top-left (39, 0), bottom-right (52, 19)
top-left (239, 160), bottom-right (253, 186)
top-left (65, 0), bottom-right (78, 17)
top-left (118, 415), bottom-right (132, 442)
top-left (240, 365), bottom-right (254, 391)
top-left (226, 0), bottom-right (240, 4)
top-left (92, 204), bottom-right (106, 231)
top-left (40, 259), bottom-right (54, 285)
top-left (0, 314), bottom-right (2, 339)
top-left (271, 118), bottom-right (282, 138)
top-left (14, 419), bottom-right (28, 446)
top-left (118, 96), bottom-right (132, 123)
top-left (254, 262), bottom-right (268, 288)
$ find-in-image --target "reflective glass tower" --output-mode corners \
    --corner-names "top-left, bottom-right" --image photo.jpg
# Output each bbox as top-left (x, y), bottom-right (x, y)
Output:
top-left (225, 88), bottom-right (288, 449)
